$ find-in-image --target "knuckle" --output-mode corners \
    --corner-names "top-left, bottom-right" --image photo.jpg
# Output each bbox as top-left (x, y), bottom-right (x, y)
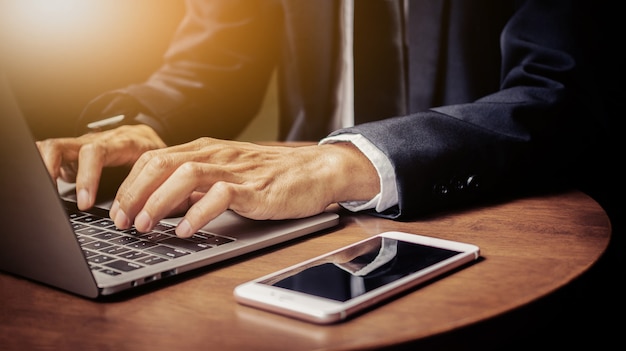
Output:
top-left (212, 181), bottom-right (234, 195)
top-left (139, 151), bottom-right (170, 169)
top-left (117, 190), bottom-right (139, 210)
top-left (136, 150), bottom-right (155, 163)
top-left (147, 192), bottom-right (166, 210)
top-left (177, 161), bottom-right (204, 178)
top-left (36, 139), bottom-right (49, 148)
top-left (147, 156), bottom-right (171, 172)
top-left (149, 153), bottom-right (168, 166)
top-left (115, 124), bottom-right (135, 133)
top-left (79, 141), bottom-right (100, 154)
top-left (37, 139), bottom-right (58, 153)
top-left (196, 136), bottom-right (213, 144)
top-left (194, 136), bottom-right (218, 147)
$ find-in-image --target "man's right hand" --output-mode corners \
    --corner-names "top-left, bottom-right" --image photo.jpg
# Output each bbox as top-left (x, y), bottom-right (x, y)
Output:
top-left (36, 124), bottom-right (167, 210)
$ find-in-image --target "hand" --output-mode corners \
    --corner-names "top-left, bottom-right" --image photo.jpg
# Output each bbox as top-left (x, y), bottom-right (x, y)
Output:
top-left (109, 138), bottom-right (380, 237)
top-left (36, 124), bottom-right (167, 210)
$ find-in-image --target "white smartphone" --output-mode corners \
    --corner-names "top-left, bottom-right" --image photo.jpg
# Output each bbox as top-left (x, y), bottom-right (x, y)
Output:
top-left (233, 231), bottom-right (480, 324)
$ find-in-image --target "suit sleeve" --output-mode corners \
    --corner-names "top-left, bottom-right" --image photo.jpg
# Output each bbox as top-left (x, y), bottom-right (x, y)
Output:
top-left (78, 0), bottom-right (282, 145)
top-left (329, 0), bottom-right (602, 219)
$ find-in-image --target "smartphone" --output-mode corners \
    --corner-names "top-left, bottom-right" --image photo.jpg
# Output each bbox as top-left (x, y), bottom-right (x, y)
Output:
top-left (234, 231), bottom-right (480, 324)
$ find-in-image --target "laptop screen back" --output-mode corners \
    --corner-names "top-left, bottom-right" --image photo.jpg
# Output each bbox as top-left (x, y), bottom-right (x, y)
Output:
top-left (0, 72), bottom-right (100, 297)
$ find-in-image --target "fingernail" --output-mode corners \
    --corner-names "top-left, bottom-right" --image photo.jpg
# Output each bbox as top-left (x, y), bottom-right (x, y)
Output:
top-left (176, 219), bottom-right (193, 238)
top-left (114, 208), bottom-right (130, 229)
top-left (109, 200), bottom-right (119, 219)
top-left (135, 210), bottom-right (153, 232)
top-left (77, 189), bottom-right (91, 209)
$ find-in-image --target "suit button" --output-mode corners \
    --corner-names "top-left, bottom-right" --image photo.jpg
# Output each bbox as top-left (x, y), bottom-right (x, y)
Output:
top-left (453, 178), bottom-right (465, 191)
top-left (433, 183), bottom-right (449, 195)
top-left (466, 175), bottom-right (479, 189)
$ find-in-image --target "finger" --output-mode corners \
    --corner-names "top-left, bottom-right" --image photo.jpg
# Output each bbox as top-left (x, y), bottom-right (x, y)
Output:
top-left (132, 162), bottom-right (237, 233)
top-left (175, 181), bottom-right (235, 238)
top-left (59, 162), bottom-right (78, 183)
top-left (112, 141), bottom-right (223, 227)
top-left (36, 139), bottom-right (79, 181)
top-left (36, 140), bottom-right (62, 180)
top-left (75, 142), bottom-right (106, 210)
top-left (188, 191), bottom-right (206, 205)
top-left (113, 151), bottom-right (180, 229)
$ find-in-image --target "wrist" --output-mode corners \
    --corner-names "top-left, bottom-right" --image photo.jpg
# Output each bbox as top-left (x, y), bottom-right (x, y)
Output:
top-left (321, 142), bottom-right (380, 203)
top-left (77, 92), bottom-right (165, 139)
top-left (84, 112), bottom-right (164, 135)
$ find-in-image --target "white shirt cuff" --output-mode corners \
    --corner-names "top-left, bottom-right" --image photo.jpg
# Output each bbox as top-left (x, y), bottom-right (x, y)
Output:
top-left (319, 133), bottom-right (398, 213)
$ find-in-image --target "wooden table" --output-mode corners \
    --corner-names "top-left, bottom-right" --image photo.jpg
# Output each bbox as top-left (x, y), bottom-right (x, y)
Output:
top-left (0, 190), bottom-right (611, 350)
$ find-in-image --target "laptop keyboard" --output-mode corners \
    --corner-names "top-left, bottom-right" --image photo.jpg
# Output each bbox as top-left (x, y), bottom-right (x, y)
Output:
top-left (65, 203), bottom-right (235, 277)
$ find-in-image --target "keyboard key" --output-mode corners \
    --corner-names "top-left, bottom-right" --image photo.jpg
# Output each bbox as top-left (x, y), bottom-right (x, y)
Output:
top-left (82, 240), bottom-right (114, 250)
top-left (127, 240), bottom-right (158, 250)
top-left (99, 245), bottom-right (131, 255)
top-left (110, 236), bottom-right (140, 245)
top-left (189, 232), bottom-right (216, 242)
top-left (92, 219), bottom-right (116, 229)
top-left (153, 223), bottom-right (176, 232)
top-left (105, 260), bottom-right (143, 272)
top-left (137, 256), bottom-right (169, 265)
top-left (139, 232), bottom-right (170, 242)
top-left (88, 254), bottom-right (116, 264)
top-left (76, 235), bottom-right (95, 245)
top-left (74, 215), bottom-right (99, 224)
top-left (72, 223), bottom-right (88, 231)
top-left (82, 249), bottom-right (99, 258)
top-left (119, 251), bottom-right (148, 260)
top-left (121, 228), bottom-right (142, 236)
top-left (205, 236), bottom-right (234, 246)
top-left (147, 245), bottom-right (190, 259)
top-left (68, 211), bottom-right (84, 220)
top-left (99, 268), bottom-right (122, 276)
top-left (93, 232), bottom-right (122, 241)
top-left (76, 227), bottom-right (105, 236)
top-left (160, 237), bottom-right (211, 252)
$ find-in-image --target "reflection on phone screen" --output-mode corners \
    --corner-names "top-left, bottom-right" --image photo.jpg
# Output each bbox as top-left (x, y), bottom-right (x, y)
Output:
top-left (262, 236), bottom-right (461, 302)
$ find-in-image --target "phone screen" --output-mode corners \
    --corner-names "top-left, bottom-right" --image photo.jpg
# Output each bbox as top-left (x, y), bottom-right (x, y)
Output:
top-left (259, 236), bottom-right (461, 302)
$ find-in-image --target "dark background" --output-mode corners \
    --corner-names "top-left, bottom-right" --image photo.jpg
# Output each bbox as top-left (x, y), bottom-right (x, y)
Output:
top-left (0, 0), bottom-right (186, 140)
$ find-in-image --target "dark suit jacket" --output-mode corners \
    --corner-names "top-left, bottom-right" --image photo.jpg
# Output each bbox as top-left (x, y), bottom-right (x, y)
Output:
top-left (78, 0), bottom-right (618, 219)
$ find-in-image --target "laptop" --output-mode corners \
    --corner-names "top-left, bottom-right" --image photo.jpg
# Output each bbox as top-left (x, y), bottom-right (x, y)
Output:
top-left (0, 71), bottom-right (340, 298)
